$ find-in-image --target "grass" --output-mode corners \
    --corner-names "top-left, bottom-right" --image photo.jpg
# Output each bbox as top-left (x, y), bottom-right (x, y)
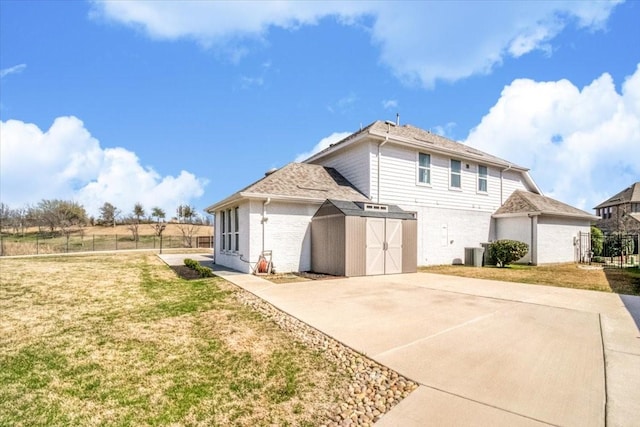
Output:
top-left (0, 252), bottom-right (348, 426)
top-left (419, 263), bottom-right (640, 296)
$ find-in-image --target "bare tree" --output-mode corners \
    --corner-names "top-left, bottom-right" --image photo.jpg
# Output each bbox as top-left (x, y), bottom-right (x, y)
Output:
top-left (127, 203), bottom-right (145, 241)
top-left (176, 204), bottom-right (198, 247)
top-left (151, 206), bottom-right (166, 236)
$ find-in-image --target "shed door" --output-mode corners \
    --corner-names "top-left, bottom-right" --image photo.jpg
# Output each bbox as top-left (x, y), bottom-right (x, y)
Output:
top-left (365, 218), bottom-right (403, 275)
top-left (365, 218), bottom-right (385, 275)
top-left (385, 219), bottom-right (403, 274)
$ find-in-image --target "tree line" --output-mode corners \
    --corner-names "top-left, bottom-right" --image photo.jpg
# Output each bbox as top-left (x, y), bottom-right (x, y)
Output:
top-left (0, 200), bottom-right (211, 246)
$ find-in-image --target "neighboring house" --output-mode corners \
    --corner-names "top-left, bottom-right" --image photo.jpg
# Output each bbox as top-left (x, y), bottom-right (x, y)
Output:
top-left (593, 182), bottom-right (640, 234)
top-left (207, 120), bottom-right (595, 274)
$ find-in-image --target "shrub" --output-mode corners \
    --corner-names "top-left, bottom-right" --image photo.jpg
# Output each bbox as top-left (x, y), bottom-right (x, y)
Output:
top-left (591, 226), bottom-right (604, 256)
top-left (488, 240), bottom-right (529, 268)
top-left (183, 258), bottom-right (214, 278)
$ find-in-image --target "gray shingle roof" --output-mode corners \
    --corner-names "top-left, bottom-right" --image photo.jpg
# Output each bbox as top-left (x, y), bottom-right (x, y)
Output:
top-left (494, 190), bottom-right (597, 219)
top-left (206, 163), bottom-right (369, 211)
top-left (594, 182), bottom-right (640, 209)
top-left (318, 199), bottom-right (416, 220)
top-left (306, 120), bottom-right (526, 170)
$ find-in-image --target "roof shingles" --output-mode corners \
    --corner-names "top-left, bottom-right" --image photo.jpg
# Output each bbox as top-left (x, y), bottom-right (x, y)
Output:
top-left (206, 163), bottom-right (368, 211)
top-left (494, 190), bottom-right (596, 219)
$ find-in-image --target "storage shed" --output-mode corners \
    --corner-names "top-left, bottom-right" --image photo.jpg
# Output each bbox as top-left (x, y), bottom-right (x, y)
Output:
top-left (311, 199), bottom-right (417, 276)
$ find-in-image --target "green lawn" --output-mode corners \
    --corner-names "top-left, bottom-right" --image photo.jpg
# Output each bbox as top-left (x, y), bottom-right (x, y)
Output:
top-left (420, 263), bottom-right (640, 296)
top-left (0, 253), bottom-right (348, 426)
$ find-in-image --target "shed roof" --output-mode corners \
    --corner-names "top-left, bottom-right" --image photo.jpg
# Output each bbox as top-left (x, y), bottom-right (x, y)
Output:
top-left (314, 199), bottom-right (416, 220)
top-left (593, 182), bottom-right (640, 209)
top-left (493, 190), bottom-right (597, 220)
top-left (206, 163), bottom-right (369, 212)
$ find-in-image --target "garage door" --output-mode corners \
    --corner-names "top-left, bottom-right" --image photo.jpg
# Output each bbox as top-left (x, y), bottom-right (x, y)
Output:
top-left (365, 218), bottom-right (403, 275)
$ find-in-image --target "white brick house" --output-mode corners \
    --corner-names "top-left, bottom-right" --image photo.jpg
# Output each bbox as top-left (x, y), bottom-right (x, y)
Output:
top-left (206, 120), bottom-right (596, 273)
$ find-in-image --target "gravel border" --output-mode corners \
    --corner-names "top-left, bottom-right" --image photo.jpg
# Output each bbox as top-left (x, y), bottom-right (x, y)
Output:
top-left (231, 285), bottom-right (419, 426)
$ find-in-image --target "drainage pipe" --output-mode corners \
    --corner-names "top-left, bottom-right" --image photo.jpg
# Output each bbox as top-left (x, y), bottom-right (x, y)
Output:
top-left (262, 197), bottom-right (271, 253)
top-left (377, 124), bottom-right (390, 203)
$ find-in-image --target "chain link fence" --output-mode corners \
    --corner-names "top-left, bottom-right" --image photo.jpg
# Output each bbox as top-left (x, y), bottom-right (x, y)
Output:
top-left (0, 234), bottom-right (213, 256)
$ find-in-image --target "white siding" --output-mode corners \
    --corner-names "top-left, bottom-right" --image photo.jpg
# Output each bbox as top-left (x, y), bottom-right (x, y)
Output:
top-left (375, 144), bottom-right (528, 212)
top-left (495, 216), bottom-right (533, 263)
top-left (310, 142), bottom-right (373, 197)
top-left (537, 217), bottom-right (590, 264)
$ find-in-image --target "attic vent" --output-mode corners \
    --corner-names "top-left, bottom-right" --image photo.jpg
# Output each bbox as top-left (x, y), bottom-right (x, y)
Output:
top-left (364, 203), bottom-right (388, 212)
top-left (265, 168), bottom-right (278, 176)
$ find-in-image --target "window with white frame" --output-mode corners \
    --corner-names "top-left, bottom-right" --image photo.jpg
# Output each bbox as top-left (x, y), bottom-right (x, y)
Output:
top-left (226, 209), bottom-right (232, 251)
top-left (478, 165), bottom-right (488, 192)
top-left (450, 159), bottom-right (461, 189)
top-left (220, 210), bottom-right (226, 250)
top-left (418, 152), bottom-right (431, 184)
top-left (234, 206), bottom-right (239, 252)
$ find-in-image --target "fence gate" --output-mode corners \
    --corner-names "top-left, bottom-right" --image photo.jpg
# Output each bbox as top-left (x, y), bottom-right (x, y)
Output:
top-left (577, 231), bottom-right (591, 263)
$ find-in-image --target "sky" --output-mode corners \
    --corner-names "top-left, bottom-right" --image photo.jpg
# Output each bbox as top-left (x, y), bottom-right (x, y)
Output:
top-left (1, 0), bottom-right (639, 219)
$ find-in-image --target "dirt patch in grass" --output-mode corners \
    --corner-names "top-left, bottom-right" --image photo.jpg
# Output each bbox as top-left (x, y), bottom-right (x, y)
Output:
top-left (0, 253), bottom-right (349, 426)
top-left (419, 263), bottom-right (640, 296)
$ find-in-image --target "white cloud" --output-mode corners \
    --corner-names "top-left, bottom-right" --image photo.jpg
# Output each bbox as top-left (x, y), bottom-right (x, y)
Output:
top-left (464, 64), bottom-right (640, 211)
top-left (295, 131), bottom-right (352, 162)
top-left (0, 64), bottom-right (27, 78)
top-left (432, 122), bottom-right (457, 138)
top-left (327, 93), bottom-right (357, 114)
top-left (0, 116), bottom-right (207, 217)
top-left (382, 99), bottom-right (398, 110)
top-left (92, 1), bottom-right (620, 87)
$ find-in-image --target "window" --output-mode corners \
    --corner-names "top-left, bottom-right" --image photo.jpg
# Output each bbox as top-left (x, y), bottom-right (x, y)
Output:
top-left (418, 153), bottom-right (431, 184)
top-left (220, 210), bottom-right (226, 250)
top-left (226, 209), bottom-right (232, 251)
top-left (478, 165), bottom-right (488, 193)
top-left (450, 159), bottom-right (461, 189)
top-left (234, 206), bottom-right (239, 251)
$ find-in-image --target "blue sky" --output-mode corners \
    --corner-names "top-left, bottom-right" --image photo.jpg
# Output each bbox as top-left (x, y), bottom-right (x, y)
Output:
top-left (1, 0), bottom-right (639, 218)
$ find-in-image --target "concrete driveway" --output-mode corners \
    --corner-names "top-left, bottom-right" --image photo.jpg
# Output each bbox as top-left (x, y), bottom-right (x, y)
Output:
top-left (159, 255), bottom-right (640, 426)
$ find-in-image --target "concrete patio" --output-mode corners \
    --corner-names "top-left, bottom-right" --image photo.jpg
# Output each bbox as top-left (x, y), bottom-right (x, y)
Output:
top-left (159, 254), bottom-right (640, 426)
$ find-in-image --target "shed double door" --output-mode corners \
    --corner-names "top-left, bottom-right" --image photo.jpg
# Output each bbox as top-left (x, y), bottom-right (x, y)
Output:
top-left (365, 218), bottom-right (402, 275)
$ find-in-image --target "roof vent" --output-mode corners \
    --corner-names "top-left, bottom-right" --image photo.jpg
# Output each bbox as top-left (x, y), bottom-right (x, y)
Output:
top-left (265, 167), bottom-right (278, 176)
top-left (364, 203), bottom-right (388, 212)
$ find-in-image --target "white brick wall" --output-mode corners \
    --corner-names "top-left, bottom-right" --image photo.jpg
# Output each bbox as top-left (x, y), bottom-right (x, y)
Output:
top-left (537, 217), bottom-right (590, 264)
top-left (495, 216), bottom-right (533, 263)
top-left (402, 204), bottom-right (494, 265)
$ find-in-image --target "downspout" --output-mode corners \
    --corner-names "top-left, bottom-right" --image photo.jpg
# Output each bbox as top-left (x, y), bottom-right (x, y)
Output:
top-left (377, 124), bottom-right (390, 203)
top-left (261, 198), bottom-right (271, 253)
top-left (528, 213), bottom-right (538, 265)
top-left (500, 163), bottom-right (513, 205)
